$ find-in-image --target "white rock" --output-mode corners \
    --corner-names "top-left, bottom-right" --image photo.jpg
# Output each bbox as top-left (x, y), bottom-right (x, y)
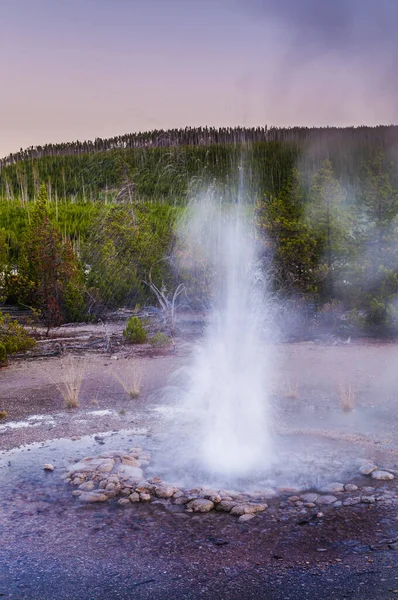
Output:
top-left (342, 497), bottom-right (360, 506)
top-left (359, 464), bottom-right (378, 476)
top-left (371, 470), bottom-right (394, 481)
top-left (115, 464), bottom-right (143, 480)
top-left (79, 491), bottom-right (109, 502)
top-left (300, 493), bottom-right (318, 503)
top-left (187, 499), bottom-right (215, 513)
top-left (230, 503), bottom-right (267, 516)
top-left (344, 484), bottom-right (358, 492)
top-left (238, 514), bottom-right (256, 523)
top-left (361, 496), bottom-right (376, 503)
top-left (68, 458), bottom-right (115, 474)
top-left (216, 501), bottom-right (237, 512)
top-left (154, 485), bottom-right (179, 499)
top-left (323, 482), bottom-right (345, 493)
top-left (43, 463), bottom-right (55, 471)
top-left (316, 495), bottom-right (337, 505)
top-left (78, 482), bottom-right (95, 491)
top-left (117, 498), bottom-right (130, 506)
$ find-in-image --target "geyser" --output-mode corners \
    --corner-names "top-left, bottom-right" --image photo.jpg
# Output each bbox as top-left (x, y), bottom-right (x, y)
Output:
top-left (156, 190), bottom-right (276, 483)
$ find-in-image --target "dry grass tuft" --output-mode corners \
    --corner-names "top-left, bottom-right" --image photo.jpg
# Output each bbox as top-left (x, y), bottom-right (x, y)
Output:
top-left (112, 361), bottom-right (143, 399)
top-left (338, 381), bottom-right (355, 412)
top-left (283, 379), bottom-right (300, 400)
top-left (56, 355), bottom-right (85, 408)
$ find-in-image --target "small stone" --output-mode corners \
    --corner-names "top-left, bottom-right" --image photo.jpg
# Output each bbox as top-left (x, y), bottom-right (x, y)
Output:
top-left (117, 498), bottom-right (130, 506)
top-left (230, 503), bottom-right (267, 516)
top-left (287, 496), bottom-right (301, 502)
top-left (155, 485), bottom-right (178, 499)
top-left (173, 496), bottom-right (188, 505)
top-left (359, 464), bottom-right (378, 476)
top-left (316, 495), bottom-right (337, 506)
top-left (115, 465), bottom-right (143, 480)
top-left (121, 487), bottom-right (131, 497)
top-left (135, 483), bottom-right (155, 494)
top-left (216, 501), bottom-right (237, 512)
top-left (333, 501), bottom-right (343, 507)
top-left (323, 482), bottom-right (345, 493)
top-left (129, 492), bottom-right (140, 503)
top-left (342, 497), bottom-right (361, 506)
top-left (98, 480), bottom-right (107, 489)
top-left (173, 491), bottom-right (184, 499)
top-left (78, 482), bottom-right (95, 491)
top-left (300, 493), bottom-right (318, 503)
top-left (139, 492), bottom-right (151, 502)
top-left (371, 470), bottom-right (394, 481)
top-left (389, 542), bottom-right (398, 551)
top-left (361, 496), bottom-right (376, 504)
top-left (79, 491), bottom-right (109, 503)
top-left (344, 484), bottom-right (358, 492)
top-left (201, 492), bottom-right (222, 504)
top-left (43, 463), bottom-right (55, 471)
top-left (122, 456), bottom-right (141, 468)
top-left (72, 490), bottom-right (83, 496)
top-left (304, 503), bottom-right (316, 508)
top-left (187, 499), bottom-right (215, 513)
top-left (105, 483), bottom-right (116, 492)
top-left (238, 514), bottom-right (255, 523)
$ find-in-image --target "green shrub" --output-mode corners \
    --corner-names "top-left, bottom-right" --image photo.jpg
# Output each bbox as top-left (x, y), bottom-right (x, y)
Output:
top-left (0, 342), bottom-right (7, 365)
top-left (122, 316), bottom-right (147, 344)
top-left (148, 332), bottom-right (171, 348)
top-left (0, 313), bottom-right (36, 362)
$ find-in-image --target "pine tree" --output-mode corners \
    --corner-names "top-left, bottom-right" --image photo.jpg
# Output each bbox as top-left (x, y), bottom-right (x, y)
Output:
top-left (19, 184), bottom-right (86, 332)
top-left (308, 160), bottom-right (347, 300)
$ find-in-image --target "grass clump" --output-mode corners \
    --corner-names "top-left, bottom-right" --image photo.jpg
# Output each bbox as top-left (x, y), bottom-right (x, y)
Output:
top-left (56, 355), bottom-right (85, 408)
top-left (112, 360), bottom-right (143, 399)
top-left (123, 316), bottom-right (147, 344)
top-left (0, 410), bottom-right (7, 419)
top-left (338, 381), bottom-right (355, 412)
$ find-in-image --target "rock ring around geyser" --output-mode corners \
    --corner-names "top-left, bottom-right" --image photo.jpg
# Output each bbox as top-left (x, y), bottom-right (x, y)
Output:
top-left (58, 448), bottom-right (398, 523)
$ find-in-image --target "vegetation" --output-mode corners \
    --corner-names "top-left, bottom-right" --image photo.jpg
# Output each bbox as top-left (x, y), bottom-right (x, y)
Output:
top-left (0, 312), bottom-right (36, 365)
top-left (2, 126), bottom-right (398, 335)
top-left (148, 332), bottom-right (171, 348)
top-left (122, 316), bottom-right (147, 344)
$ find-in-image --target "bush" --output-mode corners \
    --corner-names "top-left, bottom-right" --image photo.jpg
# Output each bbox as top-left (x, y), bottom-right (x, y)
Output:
top-left (0, 312), bottom-right (36, 363)
top-left (148, 332), bottom-right (171, 348)
top-left (123, 316), bottom-right (147, 344)
top-left (0, 342), bottom-right (7, 365)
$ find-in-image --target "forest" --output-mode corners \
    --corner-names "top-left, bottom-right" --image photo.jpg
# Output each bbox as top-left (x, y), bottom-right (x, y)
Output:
top-left (1, 125), bottom-right (398, 348)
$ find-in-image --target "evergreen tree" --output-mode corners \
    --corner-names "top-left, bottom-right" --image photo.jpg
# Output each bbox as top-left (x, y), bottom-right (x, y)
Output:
top-left (19, 183), bottom-right (86, 332)
top-left (256, 169), bottom-right (319, 295)
top-left (308, 160), bottom-right (348, 300)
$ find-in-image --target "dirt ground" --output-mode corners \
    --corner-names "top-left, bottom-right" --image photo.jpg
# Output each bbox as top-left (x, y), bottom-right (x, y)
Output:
top-left (1, 319), bottom-right (398, 599)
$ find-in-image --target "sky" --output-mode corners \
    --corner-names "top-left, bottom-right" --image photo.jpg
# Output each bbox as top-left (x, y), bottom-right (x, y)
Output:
top-left (1, 0), bottom-right (397, 157)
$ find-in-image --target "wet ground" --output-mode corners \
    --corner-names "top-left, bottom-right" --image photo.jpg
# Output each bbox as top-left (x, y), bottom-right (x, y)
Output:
top-left (1, 321), bottom-right (398, 598)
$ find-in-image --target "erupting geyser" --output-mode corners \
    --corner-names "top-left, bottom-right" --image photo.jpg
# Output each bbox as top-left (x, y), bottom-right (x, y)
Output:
top-left (156, 190), bottom-right (276, 484)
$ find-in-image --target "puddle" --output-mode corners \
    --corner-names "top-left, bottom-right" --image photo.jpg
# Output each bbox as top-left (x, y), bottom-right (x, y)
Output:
top-left (0, 428), bottom-right (149, 492)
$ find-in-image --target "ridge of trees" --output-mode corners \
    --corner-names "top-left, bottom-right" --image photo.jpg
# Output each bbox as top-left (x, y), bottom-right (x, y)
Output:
top-left (2, 124), bottom-right (398, 167)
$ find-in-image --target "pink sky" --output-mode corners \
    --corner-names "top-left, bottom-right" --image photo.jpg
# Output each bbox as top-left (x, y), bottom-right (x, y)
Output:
top-left (1, 0), bottom-right (396, 158)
